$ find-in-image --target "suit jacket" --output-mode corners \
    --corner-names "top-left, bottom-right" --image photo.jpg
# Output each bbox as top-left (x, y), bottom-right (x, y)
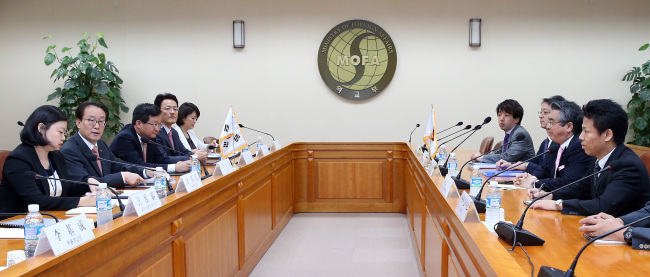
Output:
top-left (0, 144), bottom-right (90, 214)
top-left (157, 126), bottom-right (193, 160)
top-left (525, 138), bottom-right (558, 174)
top-left (61, 132), bottom-right (143, 189)
top-left (554, 145), bottom-right (650, 217)
top-left (110, 124), bottom-right (177, 171)
top-left (481, 125), bottom-right (536, 163)
top-left (530, 135), bottom-right (594, 191)
top-left (173, 126), bottom-right (208, 151)
top-left (619, 201), bottom-right (650, 250)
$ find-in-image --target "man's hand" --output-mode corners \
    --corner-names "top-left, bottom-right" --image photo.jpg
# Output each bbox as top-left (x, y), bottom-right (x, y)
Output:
top-left (578, 215), bottom-right (626, 241)
top-left (87, 178), bottom-right (100, 193)
top-left (529, 200), bottom-right (558, 211)
top-left (175, 160), bottom-right (192, 172)
top-left (515, 173), bottom-right (538, 188)
top-left (527, 189), bottom-right (551, 200)
top-left (78, 195), bottom-right (96, 207)
top-left (470, 152), bottom-right (482, 162)
top-left (193, 149), bottom-right (208, 162)
top-left (122, 172), bottom-right (146, 186)
top-left (496, 159), bottom-right (511, 170)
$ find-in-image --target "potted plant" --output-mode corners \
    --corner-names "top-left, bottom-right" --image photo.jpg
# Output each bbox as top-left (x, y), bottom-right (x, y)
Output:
top-left (44, 32), bottom-right (128, 138)
top-left (622, 43), bottom-right (650, 147)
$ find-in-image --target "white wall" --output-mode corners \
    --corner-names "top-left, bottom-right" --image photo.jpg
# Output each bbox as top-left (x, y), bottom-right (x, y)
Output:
top-left (0, 0), bottom-right (648, 151)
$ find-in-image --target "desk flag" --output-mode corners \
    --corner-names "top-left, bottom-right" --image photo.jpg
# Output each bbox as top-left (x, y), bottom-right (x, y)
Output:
top-left (423, 107), bottom-right (438, 159)
top-left (218, 107), bottom-right (248, 158)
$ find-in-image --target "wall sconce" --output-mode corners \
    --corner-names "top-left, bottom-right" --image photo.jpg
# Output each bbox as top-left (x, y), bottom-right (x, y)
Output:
top-left (469, 18), bottom-right (481, 47)
top-left (233, 20), bottom-right (245, 48)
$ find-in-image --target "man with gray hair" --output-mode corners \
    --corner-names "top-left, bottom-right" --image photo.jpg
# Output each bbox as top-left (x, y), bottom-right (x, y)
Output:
top-left (516, 100), bottom-right (593, 191)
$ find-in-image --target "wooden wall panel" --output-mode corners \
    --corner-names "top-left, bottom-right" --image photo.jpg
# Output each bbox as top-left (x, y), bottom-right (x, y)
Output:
top-left (184, 205), bottom-right (238, 277)
top-left (424, 207), bottom-right (444, 277)
top-left (242, 180), bottom-right (273, 261)
top-left (137, 252), bottom-right (173, 277)
top-left (413, 183), bottom-right (424, 259)
top-left (273, 164), bottom-right (294, 228)
top-left (316, 161), bottom-right (384, 199)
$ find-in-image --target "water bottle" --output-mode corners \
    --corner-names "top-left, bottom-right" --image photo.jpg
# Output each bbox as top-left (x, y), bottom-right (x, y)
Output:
top-left (469, 165), bottom-right (483, 197)
top-left (447, 153), bottom-right (458, 171)
top-left (24, 204), bottom-right (44, 258)
top-left (256, 137), bottom-right (263, 152)
top-left (96, 183), bottom-right (113, 227)
top-left (190, 154), bottom-right (201, 177)
top-left (486, 181), bottom-right (502, 226)
top-left (437, 145), bottom-right (447, 165)
top-left (154, 167), bottom-right (167, 199)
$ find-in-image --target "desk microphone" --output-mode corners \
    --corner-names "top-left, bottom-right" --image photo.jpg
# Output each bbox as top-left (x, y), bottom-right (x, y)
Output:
top-left (141, 137), bottom-right (211, 180)
top-left (435, 121), bottom-right (463, 135)
top-left (0, 213), bottom-right (59, 226)
top-left (537, 212), bottom-right (650, 277)
top-left (408, 123), bottom-right (420, 143)
top-left (494, 162), bottom-right (617, 246)
top-left (452, 134), bottom-right (525, 189)
top-left (438, 125), bottom-right (472, 141)
top-left (239, 124), bottom-right (275, 141)
top-left (473, 144), bottom-right (559, 213)
top-left (83, 152), bottom-right (172, 192)
top-left (31, 173), bottom-right (125, 219)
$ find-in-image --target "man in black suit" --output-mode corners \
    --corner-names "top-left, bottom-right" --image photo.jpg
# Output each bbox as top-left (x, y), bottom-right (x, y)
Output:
top-left (579, 201), bottom-right (650, 250)
top-left (515, 100), bottom-right (593, 191)
top-left (110, 103), bottom-right (191, 173)
top-left (154, 93), bottom-right (207, 162)
top-left (529, 99), bottom-right (650, 217)
top-left (61, 101), bottom-right (147, 189)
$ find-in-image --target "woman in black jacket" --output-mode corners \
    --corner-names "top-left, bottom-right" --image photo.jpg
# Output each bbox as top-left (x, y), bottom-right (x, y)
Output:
top-left (0, 105), bottom-right (95, 214)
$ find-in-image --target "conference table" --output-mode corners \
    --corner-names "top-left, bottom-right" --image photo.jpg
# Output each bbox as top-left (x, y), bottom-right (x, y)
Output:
top-left (0, 142), bottom-right (647, 276)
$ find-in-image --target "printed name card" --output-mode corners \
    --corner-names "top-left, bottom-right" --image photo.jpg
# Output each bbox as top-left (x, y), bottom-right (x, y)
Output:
top-left (213, 159), bottom-right (235, 177)
top-left (441, 175), bottom-right (459, 198)
top-left (427, 163), bottom-right (436, 176)
top-left (175, 171), bottom-right (203, 193)
top-left (455, 191), bottom-right (480, 223)
top-left (123, 187), bottom-right (162, 217)
top-left (270, 141), bottom-right (282, 152)
top-left (257, 144), bottom-right (270, 157)
top-left (238, 151), bottom-right (255, 166)
top-left (422, 151), bottom-right (429, 166)
top-left (34, 214), bottom-right (95, 256)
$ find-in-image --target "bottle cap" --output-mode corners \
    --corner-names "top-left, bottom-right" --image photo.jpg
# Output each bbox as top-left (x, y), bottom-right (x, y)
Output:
top-left (99, 183), bottom-right (107, 189)
top-left (473, 165), bottom-right (480, 170)
top-left (489, 181), bottom-right (498, 187)
top-left (192, 154), bottom-right (198, 159)
top-left (28, 204), bottom-right (39, 212)
top-left (450, 153), bottom-right (456, 157)
top-left (156, 167), bottom-right (163, 172)
top-left (440, 145), bottom-right (446, 149)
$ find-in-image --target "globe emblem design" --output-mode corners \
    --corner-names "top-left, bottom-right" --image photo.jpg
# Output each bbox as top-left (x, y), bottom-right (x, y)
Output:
top-left (326, 28), bottom-right (389, 91)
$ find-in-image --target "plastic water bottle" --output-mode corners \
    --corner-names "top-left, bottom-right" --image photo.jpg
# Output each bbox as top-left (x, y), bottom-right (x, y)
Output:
top-left (447, 153), bottom-right (458, 171)
top-left (486, 181), bottom-right (502, 225)
top-left (154, 167), bottom-right (167, 199)
top-left (469, 165), bottom-right (483, 197)
top-left (190, 154), bottom-right (201, 177)
top-left (24, 204), bottom-right (44, 258)
top-left (437, 145), bottom-right (447, 165)
top-left (96, 183), bottom-right (113, 227)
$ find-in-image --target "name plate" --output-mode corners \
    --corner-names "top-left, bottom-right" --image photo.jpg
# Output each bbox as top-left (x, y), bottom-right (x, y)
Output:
top-left (123, 187), bottom-right (162, 217)
top-left (427, 163), bottom-right (436, 176)
top-left (270, 140), bottom-right (281, 152)
top-left (257, 144), bottom-right (270, 157)
top-left (456, 191), bottom-right (480, 223)
top-left (34, 214), bottom-right (95, 257)
top-left (422, 150), bottom-right (429, 166)
top-left (238, 150), bottom-right (255, 166)
top-left (441, 175), bottom-right (458, 198)
top-left (213, 159), bottom-right (235, 177)
top-left (175, 171), bottom-right (203, 193)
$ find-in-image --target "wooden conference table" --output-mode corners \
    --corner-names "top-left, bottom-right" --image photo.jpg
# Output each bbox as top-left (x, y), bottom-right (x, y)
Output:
top-left (0, 142), bottom-right (647, 276)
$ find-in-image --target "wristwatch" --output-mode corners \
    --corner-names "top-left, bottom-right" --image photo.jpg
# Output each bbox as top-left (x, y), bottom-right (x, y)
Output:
top-left (555, 199), bottom-right (563, 211)
top-left (624, 227), bottom-right (634, 245)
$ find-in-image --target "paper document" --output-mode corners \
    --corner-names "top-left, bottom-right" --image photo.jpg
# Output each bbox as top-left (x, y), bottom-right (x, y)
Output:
top-left (66, 200), bottom-right (124, 214)
top-left (0, 228), bottom-right (25, 239)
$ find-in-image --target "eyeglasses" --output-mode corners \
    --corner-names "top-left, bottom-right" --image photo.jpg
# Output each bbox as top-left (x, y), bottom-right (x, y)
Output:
top-left (163, 107), bottom-right (178, 112)
top-left (538, 110), bottom-right (550, 116)
top-left (546, 119), bottom-right (564, 127)
top-left (84, 118), bottom-right (107, 127)
top-left (145, 122), bottom-right (163, 129)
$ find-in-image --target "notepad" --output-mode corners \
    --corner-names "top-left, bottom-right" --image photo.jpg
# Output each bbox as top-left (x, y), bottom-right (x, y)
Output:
top-left (0, 228), bottom-right (24, 239)
top-left (472, 162), bottom-right (497, 169)
top-left (481, 170), bottom-right (524, 177)
top-left (66, 200), bottom-right (124, 215)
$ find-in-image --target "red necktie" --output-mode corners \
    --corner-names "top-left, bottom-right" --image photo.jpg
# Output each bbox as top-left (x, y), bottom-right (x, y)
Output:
top-left (142, 142), bottom-right (147, 162)
top-left (168, 130), bottom-right (175, 150)
top-left (92, 146), bottom-right (103, 176)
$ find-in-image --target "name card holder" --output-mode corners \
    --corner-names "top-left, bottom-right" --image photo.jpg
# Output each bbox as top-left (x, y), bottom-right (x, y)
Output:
top-left (238, 151), bottom-right (255, 167)
top-left (256, 144), bottom-right (270, 158)
top-left (175, 172), bottom-right (203, 193)
top-left (213, 159), bottom-right (235, 177)
top-left (123, 187), bottom-right (163, 217)
top-left (422, 151), bottom-right (429, 166)
top-left (34, 214), bottom-right (95, 257)
top-left (441, 175), bottom-right (460, 199)
top-left (455, 191), bottom-right (481, 223)
top-left (427, 163), bottom-right (437, 176)
top-left (270, 141), bottom-right (281, 152)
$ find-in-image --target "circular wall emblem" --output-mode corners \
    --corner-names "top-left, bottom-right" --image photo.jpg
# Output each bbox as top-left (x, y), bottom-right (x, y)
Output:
top-left (318, 20), bottom-right (397, 100)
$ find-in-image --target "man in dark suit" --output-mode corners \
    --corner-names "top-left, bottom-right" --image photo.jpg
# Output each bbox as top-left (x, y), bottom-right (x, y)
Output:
top-left (515, 100), bottom-right (593, 191)
top-left (110, 103), bottom-right (191, 173)
top-left (61, 101), bottom-right (147, 189)
top-left (529, 99), bottom-right (650, 217)
top-left (154, 93), bottom-right (207, 162)
top-left (472, 99), bottom-right (535, 163)
top-left (579, 201), bottom-right (650, 250)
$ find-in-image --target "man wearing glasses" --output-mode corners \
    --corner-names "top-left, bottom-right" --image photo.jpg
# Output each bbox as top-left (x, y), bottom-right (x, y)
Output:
top-left (154, 93), bottom-right (207, 162)
top-left (110, 103), bottom-right (191, 173)
top-left (61, 101), bottom-right (147, 188)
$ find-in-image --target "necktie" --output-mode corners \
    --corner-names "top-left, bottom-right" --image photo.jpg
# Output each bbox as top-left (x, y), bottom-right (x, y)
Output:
top-left (92, 146), bottom-right (103, 176)
top-left (503, 133), bottom-right (510, 152)
top-left (554, 146), bottom-right (565, 178)
top-left (594, 163), bottom-right (601, 185)
top-left (142, 142), bottom-right (147, 162)
top-left (168, 130), bottom-right (175, 150)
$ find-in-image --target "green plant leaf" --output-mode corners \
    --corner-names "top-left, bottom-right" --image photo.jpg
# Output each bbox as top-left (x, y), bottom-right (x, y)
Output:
top-left (43, 36), bottom-right (52, 40)
top-left (79, 62), bottom-right (90, 72)
top-left (635, 119), bottom-right (648, 131)
top-left (46, 45), bottom-right (55, 53)
top-left (94, 82), bottom-right (110, 94)
top-left (47, 88), bottom-right (62, 101)
top-left (68, 69), bottom-right (81, 79)
top-left (44, 53), bottom-right (56, 65)
top-left (120, 104), bottom-right (129, 113)
top-left (643, 60), bottom-right (650, 75)
top-left (98, 53), bottom-right (106, 64)
top-left (640, 43), bottom-right (649, 51)
top-left (61, 56), bottom-right (75, 65)
top-left (63, 79), bottom-right (77, 89)
top-left (82, 32), bottom-right (87, 37)
top-left (90, 68), bottom-right (102, 78)
top-left (96, 32), bottom-right (104, 38)
top-left (62, 47), bottom-right (71, 53)
top-left (622, 67), bottom-right (641, 82)
top-left (98, 37), bottom-right (107, 48)
top-left (91, 56), bottom-right (100, 65)
top-left (639, 89), bottom-right (650, 101)
top-left (50, 68), bottom-right (58, 78)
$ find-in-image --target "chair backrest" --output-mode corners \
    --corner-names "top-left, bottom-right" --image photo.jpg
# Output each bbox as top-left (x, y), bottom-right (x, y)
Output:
top-left (640, 152), bottom-right (650, 178)
top-left (479, 136), bottom-right (494, 154)
top-left (492, 141), bottom-right (503, 151)
top-left (0, 150), bottom-right (11, 182)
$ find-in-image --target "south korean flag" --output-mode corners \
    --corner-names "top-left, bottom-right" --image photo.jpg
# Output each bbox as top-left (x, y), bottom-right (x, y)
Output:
top-left (218, 107), bottom-right (247, 158)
